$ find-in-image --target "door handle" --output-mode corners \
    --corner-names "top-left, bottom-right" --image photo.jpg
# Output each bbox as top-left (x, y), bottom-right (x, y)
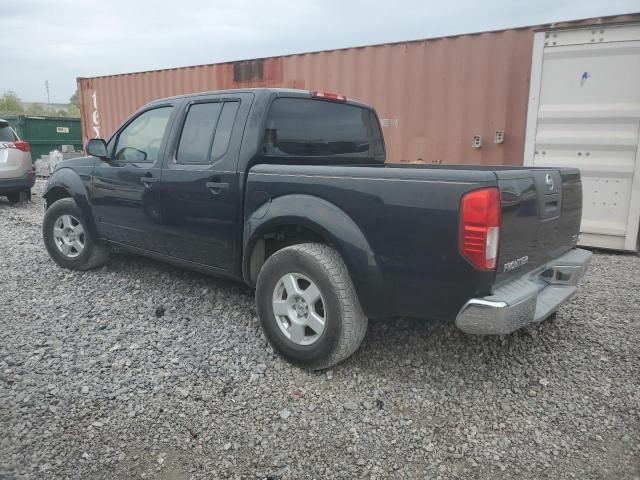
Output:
top-left (205, 181), bottom-right (230, 194)
top-left (141, 176), bottom-right (159, 187)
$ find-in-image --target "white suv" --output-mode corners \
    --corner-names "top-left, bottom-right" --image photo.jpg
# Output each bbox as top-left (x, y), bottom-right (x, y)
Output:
top-left (0, 119), bottom-right (34, 203)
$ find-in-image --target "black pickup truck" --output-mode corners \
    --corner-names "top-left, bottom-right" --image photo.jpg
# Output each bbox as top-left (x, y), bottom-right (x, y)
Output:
top-left (42, 88), bottom-right (592, 369)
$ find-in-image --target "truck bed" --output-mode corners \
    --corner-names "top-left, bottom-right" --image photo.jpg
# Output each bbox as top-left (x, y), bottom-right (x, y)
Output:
top-left (245, 162), bottom-right (582, 320)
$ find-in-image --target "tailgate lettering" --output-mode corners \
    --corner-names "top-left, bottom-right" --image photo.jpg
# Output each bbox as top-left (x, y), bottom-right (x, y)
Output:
top-left (503, 256), bottom-right (529, 272)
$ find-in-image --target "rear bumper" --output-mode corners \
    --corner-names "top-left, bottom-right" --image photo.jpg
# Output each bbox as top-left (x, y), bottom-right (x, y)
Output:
top-left (0, 172), bottom-right (35, 194)
top-left (456, 248), bottom-right (592, 335)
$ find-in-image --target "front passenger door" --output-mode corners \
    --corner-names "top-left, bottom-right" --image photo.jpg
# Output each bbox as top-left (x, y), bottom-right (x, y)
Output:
top-left (92, 105), bottom-right (174, 251)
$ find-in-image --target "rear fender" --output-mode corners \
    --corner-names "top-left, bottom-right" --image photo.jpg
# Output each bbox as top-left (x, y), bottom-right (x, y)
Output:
top-left (243, 194), bottom-right (389, 318)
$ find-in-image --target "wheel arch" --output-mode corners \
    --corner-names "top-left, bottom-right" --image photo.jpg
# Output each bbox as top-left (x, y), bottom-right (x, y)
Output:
top-left (243, 194), bottom-right (390, 318)
top-left (43, 168), bottom-right (100, 241)
top-left (43, 186), bottom-right (71, 206)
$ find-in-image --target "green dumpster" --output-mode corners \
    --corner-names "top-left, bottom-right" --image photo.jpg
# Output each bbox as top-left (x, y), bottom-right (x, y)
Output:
top-left (2, 115), bottom-right (83, 162)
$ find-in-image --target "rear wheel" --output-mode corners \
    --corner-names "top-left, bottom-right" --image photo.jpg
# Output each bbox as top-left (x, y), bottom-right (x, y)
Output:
top-left (43, 198), bottom-right (110, 270)
top-left (256, 243), bottom-right (368, 370)
top-left (6, 189), bottom-right (30, 204)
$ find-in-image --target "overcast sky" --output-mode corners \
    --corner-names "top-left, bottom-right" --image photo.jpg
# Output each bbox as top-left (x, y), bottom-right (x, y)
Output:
top-left (1, 0), bottom-right (637, 103)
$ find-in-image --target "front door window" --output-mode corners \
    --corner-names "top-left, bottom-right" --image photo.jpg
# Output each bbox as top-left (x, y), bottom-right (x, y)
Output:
top-left (113, 107), bottom-right (173, 164)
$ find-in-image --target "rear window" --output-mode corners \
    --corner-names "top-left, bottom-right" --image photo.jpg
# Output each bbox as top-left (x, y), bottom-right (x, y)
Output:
top-left (262, 98), bottom-right (384, 159)
top-left (0, 125), bottom-right (17, 142)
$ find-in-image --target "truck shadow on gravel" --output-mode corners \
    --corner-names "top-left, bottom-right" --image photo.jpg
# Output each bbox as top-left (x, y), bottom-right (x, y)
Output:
top-left (108, 250), bottom-right (560, 379)
top-left (107, 250), bottom-right (254, 296)
top-left (356, 314), bottom-right (559, 376)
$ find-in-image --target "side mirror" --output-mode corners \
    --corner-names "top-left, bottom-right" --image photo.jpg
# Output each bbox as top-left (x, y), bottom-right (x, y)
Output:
top-left (86, 138), bottom-right (108, 159)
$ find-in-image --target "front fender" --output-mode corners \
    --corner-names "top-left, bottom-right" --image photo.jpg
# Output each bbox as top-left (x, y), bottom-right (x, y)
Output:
top-left (44, 168), bottom-right (99, 241)
top-left (243, 194), bottom-right (390, 318)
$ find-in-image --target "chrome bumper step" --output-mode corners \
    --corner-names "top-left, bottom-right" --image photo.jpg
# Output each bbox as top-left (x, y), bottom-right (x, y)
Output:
top-left (456, 248), bottom-right (592, 335)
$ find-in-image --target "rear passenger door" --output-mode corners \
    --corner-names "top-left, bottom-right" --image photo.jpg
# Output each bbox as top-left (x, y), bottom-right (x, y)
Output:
top-left (157, 93), bottom-right (252, 271)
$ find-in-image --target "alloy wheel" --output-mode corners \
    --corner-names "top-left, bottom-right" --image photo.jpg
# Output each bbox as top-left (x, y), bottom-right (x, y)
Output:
top-left (272, 273), bottom-right (326, 346)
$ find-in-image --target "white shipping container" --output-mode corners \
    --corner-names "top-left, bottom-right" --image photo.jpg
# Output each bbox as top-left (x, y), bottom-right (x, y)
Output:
top-left (525, 22), bottom-right (640, 251)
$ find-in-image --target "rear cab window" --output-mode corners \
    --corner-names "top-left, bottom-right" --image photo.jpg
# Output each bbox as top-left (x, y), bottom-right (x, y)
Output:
top-left (262, 97), bottom-right (384, 161)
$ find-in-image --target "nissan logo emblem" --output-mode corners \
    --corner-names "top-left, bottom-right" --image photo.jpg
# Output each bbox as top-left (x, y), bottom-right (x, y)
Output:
top-left (545, 173), bottom-right (554, 191)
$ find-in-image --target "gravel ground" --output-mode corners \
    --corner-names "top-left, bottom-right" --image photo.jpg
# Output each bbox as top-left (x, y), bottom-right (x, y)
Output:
top-left (1, 180), bottom-right (639, 480)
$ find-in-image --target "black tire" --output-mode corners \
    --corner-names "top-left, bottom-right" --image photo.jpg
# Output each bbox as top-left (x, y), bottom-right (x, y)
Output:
top-left (6, 190), bottom-right (30, 204)
top-left (256, 243), bottom-right (368, 370)
top-left (43, 198), bottom-right (110, 271)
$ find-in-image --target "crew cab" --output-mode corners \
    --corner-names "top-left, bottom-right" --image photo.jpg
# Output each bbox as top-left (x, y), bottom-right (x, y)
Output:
top-left (42, 88), bottom-right (592, 369)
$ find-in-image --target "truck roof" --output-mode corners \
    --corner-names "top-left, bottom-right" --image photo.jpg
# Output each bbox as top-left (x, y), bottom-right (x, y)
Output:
top-left (147, 88), bottom-right (372, 109)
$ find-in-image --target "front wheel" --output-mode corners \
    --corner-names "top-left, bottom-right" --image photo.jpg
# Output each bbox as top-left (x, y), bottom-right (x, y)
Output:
top-left (256, 243), bottom-right (368, 370)
top-left (42, 198), bottom-right (110, 270)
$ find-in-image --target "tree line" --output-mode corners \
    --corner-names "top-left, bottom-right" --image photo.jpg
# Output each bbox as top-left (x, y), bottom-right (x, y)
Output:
top-left (0, 90), bottom-right (80, 117)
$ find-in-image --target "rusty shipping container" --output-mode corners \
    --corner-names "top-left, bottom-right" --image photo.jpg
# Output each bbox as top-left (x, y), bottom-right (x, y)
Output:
top-left (77, 14), bottom-right (639, 165)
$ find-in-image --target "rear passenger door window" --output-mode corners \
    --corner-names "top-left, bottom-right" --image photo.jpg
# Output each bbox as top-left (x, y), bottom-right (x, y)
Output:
top-left (174, 101), bottom-right (239, 165)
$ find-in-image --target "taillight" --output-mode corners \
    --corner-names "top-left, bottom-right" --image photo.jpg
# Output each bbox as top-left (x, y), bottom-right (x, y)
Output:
top-left (14, 141), bottom-right (30, 152)
top-left (310, 91), bottom-right (347, 102)
top-left (1, 141), bottom-right (30, 152)
top-left (460, 187), bottom-right (501, 271)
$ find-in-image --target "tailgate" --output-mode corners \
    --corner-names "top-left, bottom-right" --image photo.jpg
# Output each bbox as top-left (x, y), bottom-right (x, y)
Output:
top-left (0, 147), bottom-right (26, 179)
top-left (495, 168), bottom-right (582, 286)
